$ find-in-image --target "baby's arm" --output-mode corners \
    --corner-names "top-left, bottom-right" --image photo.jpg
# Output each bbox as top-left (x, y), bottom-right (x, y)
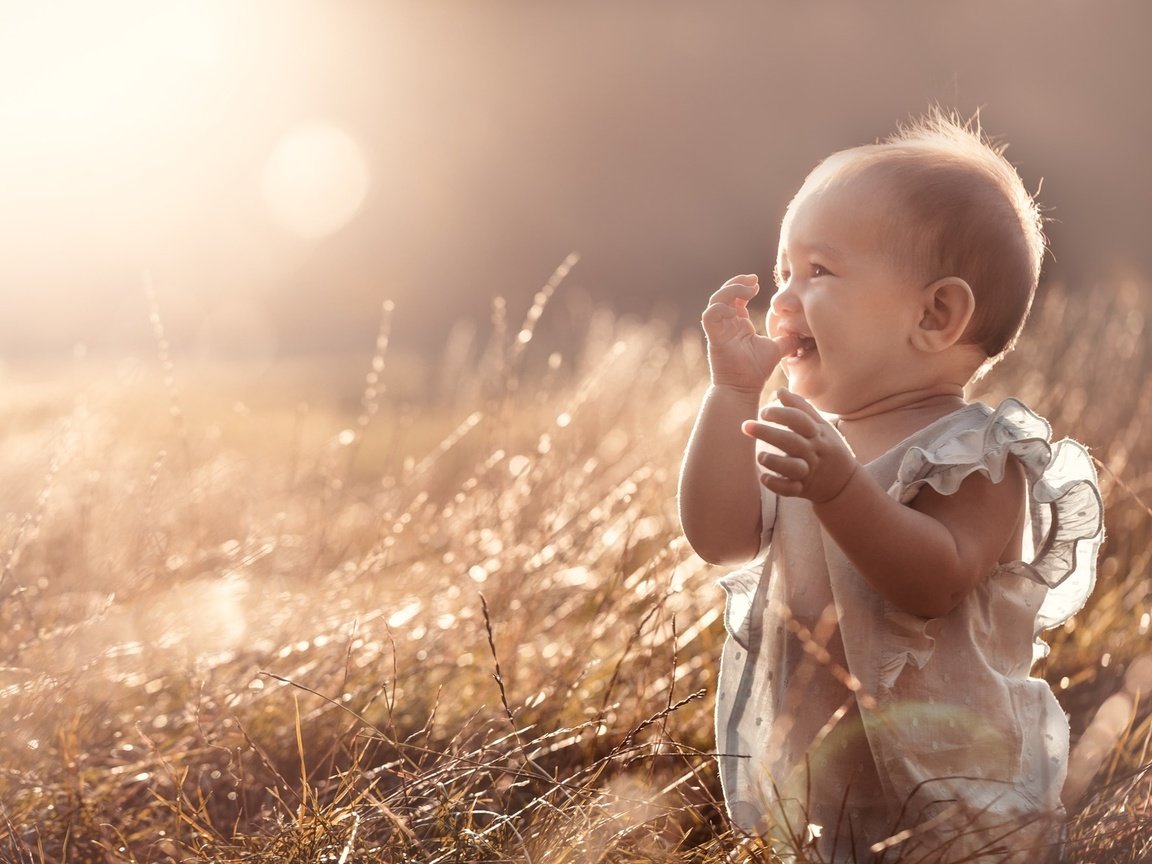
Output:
top-left (679, 275), bottom-right (800, 565)
top-left (747, 390), bottom-right (1026, 618)
top-left (679, 381), bottom-right (764, 564)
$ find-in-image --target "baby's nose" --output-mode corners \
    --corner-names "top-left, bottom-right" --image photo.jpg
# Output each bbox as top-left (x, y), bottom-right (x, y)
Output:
top-left (769, 283), bottom-right (801, 315)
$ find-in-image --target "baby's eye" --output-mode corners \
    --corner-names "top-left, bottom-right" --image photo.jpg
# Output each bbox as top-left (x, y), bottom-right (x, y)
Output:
top-left (811, 263), bottom-right (831, 278)
top-left (774, 268), bottom-right (791, 287)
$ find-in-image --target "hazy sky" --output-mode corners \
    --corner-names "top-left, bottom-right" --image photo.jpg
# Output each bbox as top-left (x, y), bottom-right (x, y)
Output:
top-left (1, 1), bottom-right (1149, 359)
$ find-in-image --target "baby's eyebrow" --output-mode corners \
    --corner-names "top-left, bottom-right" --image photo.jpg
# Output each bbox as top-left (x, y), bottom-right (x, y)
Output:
top-left (778, 239), bottom-right (844, 264)
top-left (802, 240), bottom-right (844, 261)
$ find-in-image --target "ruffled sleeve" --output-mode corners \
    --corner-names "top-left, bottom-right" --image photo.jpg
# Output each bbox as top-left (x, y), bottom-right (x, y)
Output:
top-left (889, 398), bottom-right (1104, 632)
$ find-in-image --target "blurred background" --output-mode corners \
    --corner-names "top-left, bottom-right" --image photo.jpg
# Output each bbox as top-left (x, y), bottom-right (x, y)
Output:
top-left (1, 0), bottom-right (1149, 366)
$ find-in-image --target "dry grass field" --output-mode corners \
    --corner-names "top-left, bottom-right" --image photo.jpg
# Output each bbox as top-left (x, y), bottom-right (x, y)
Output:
top-left (0, 272), bottom-right (1149, 862)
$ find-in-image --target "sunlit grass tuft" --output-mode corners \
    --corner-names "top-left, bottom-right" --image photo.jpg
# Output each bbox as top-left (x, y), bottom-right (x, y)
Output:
top-left (0, 273), bottom-right (1149, 862)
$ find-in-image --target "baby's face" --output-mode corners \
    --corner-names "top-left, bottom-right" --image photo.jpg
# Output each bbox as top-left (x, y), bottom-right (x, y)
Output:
top-left (768, 177), bottom-right (928, 416)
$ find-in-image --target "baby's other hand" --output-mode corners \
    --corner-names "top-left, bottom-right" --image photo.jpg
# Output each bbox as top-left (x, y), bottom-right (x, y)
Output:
top-left (702, 275), bottom-right (800, 393)
top-left (742, 389), bottom-right (859, 502)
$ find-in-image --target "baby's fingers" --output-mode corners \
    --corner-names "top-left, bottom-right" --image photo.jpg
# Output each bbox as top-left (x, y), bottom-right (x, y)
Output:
top-left (707, 275), bottom-right (761, 307)
top-left (741, 419), bottom-right (809, 456)
top-left (759, 472), bottom-right (806, 498)
top-left (701, 298), bottom-right (755, 342)
top-left (757, 450), bottom-right (811, 481)
top-left (774, 388), bottom-right (825, 421)
top-left (773, 333), bottom-right (804, 359)
top-left (757, 404), bottom-right (821, 439)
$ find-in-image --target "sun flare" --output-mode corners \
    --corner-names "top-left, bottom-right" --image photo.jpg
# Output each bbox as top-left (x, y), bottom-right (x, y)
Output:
top-left (261, 122), bottom-right (371, 239)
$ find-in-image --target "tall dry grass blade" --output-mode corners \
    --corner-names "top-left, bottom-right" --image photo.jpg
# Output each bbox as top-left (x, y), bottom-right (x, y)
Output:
top-left (480, 593), bottom-right (520, 742)
top-left (406, 410), bottom-right (485, 479)
top-left (510, 252), bottom-right (580, 365)
top-left (357, 299), bottom-right (395, 433)
top-left (259, 671), bottom-right (393, 745)
top-left (617, 689), bottom-right (706, 754)
top-left (143, 273), bottom-right (192, 473)
top-left (1094, 457), bottom-right (1152, 521)
top-left (0, 410), bottom-right (80, 656)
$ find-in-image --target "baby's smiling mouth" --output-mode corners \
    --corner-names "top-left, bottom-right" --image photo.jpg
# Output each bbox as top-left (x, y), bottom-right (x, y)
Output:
top-left (792, 335), bottom-right (817, 359)
top-left (777, 329), bottom-right (817, 360)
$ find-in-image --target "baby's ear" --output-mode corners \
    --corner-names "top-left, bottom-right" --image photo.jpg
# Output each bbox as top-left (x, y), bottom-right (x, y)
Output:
top-left (912, 277), bottom-right (975, 352)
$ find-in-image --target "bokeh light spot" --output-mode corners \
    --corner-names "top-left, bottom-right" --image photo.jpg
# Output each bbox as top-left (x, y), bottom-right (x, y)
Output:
top-left (262, 122), bottom-right (370, 239)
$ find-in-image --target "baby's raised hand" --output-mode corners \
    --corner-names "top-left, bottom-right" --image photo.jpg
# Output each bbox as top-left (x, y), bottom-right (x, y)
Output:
top-left (702, 275), bottom-right (800, 392)
top-left (742, 389), bottom-right (859, 503)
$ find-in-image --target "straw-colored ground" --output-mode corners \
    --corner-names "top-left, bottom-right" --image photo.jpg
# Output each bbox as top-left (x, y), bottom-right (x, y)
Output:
top-left (0, 274), bottom-right (1149, 862)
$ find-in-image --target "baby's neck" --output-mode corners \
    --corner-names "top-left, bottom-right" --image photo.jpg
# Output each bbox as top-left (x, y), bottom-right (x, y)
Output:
top-left (836, 389), bottom-right (968, 464)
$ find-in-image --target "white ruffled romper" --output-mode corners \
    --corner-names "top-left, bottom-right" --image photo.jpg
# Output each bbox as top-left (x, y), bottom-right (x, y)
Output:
top-left (714, 399), bottom-right (1103, 862)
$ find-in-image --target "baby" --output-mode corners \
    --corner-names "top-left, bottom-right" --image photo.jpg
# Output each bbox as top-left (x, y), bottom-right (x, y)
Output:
top-left (679, 113), bottom-right (1103, 862)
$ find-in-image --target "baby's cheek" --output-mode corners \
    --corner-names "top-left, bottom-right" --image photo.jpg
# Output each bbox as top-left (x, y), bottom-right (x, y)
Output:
top-left (765, 309), bottom-right (780, 336)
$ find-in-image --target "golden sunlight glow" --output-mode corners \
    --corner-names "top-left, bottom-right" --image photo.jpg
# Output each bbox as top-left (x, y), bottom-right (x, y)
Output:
top-left (0, 2), bottom-right (228, 169)
top-left (0, 0), bottom-right (388, 326)
top-left (0, 0), bottom-right (241, 279)
top-left (261, 122), bottom-right (371, 239)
